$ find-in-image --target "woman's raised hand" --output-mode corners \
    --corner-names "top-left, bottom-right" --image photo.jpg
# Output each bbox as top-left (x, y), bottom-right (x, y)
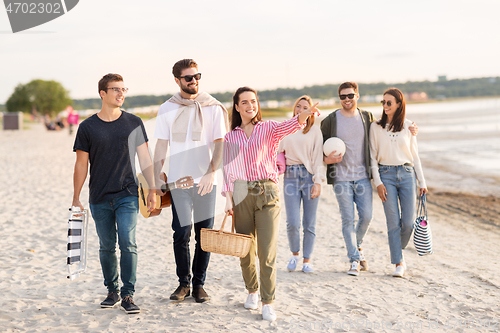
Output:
top-left (298, 102), bottom-right (320, 124)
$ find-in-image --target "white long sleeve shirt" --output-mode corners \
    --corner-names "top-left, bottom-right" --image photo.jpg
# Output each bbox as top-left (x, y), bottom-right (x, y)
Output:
top-left (369, 119), bottom-right (426, 189)
top-left (278, 125), bottom-right (326, 184)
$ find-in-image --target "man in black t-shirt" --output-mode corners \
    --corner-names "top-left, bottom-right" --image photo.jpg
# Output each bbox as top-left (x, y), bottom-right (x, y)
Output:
top-left (72, 73), bottom-right (156, 314)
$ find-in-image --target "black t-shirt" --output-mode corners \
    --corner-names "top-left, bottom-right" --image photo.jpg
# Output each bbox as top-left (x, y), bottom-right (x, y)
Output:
top-left (73, 111), bottom-right (148, 204)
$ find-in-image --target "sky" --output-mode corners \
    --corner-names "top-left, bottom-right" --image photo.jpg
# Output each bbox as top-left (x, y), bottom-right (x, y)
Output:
top-left (1, 0), bottom-right (500, 104)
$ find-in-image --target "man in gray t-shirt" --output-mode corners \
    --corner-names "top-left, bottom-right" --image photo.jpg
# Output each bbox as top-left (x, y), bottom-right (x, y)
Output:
top-left (335, 111), bottom-right (369, 182)
top-left (321, 82), bottom-right (373, 277)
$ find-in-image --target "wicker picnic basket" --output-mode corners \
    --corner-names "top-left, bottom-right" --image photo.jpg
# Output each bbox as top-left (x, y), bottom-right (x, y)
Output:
top-left (201, 212), bottom-right (252, 258)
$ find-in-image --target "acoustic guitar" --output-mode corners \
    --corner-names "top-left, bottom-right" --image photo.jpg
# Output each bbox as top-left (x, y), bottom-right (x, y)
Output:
top-left (137, 172), bottom-right (194, 218)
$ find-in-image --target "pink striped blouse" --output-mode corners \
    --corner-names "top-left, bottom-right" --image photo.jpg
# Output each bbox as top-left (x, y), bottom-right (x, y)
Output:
top-left (222, 116), bottom-right (304, 194)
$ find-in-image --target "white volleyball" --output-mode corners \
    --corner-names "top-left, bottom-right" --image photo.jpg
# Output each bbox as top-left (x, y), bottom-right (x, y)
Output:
top-left (323, 137), bottom-right (346, 157)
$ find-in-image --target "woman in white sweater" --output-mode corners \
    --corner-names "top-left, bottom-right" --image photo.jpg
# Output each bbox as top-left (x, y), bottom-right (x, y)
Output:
top-left (279, 95), bottom-right (326, 273)
top-left (369, 88), bottom-right (428, 278)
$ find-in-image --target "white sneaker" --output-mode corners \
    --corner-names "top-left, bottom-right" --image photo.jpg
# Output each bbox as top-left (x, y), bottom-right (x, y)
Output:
top-left (244, 293), bottom-right (259, 310)
top-left (347, 261), bottom-right (360, 276)
top-left (392, 265), bottom-right (405, 277)
top-left (262, 304), bottom-right (277, 321)
top-left (302, 263), bottom-right (314, 273)
top-left (286, 256), bottom-right (299, 271)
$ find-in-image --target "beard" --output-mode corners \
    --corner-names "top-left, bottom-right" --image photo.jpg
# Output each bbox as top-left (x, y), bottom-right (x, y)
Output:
top-left (181, 82), bottom-right (198, 95)
top-left (342, 101), bottom-right (356, 111)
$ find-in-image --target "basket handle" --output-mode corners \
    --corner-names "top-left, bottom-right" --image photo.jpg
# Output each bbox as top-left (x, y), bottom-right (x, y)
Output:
top-left (219, 211), bottom-right (236, 233)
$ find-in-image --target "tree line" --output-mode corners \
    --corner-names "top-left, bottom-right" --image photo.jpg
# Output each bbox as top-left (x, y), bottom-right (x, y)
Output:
top-left (70, 76), bottom-right (500, 109)
top-left (3, 76), bottom-right (500, 113)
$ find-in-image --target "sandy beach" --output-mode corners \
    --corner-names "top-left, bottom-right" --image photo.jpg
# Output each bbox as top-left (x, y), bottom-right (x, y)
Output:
top-left (1, 121), bottom-right (499, 333)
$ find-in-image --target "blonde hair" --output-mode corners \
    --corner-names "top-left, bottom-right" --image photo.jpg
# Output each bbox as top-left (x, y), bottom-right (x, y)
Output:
top-left (292, 95), bottom-right (314, 134)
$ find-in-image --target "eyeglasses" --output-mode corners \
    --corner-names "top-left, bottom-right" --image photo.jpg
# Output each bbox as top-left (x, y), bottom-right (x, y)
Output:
top-left (380, 100), bottom-right (393, 107)
top-left (179, 73), bottom-right (202, 82)
top-left (339, 93), bottom-right (356, 100)
top-left (107, 87), bottom-right (129, 94)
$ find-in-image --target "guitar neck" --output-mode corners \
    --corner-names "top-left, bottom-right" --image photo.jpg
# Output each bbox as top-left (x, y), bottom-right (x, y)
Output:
top-left (163, 181), bottom-right (178, 192)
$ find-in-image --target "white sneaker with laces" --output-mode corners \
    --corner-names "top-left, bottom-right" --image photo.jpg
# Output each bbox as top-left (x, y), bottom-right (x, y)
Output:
top-left (262, 304), bottom-right (277, 321)
top-left (286, 255), bottom-right (299, 271)
top-left (347, 261), bottom-right (360, 276)
top-left (244, 293), bottom-right (259, 310)
top-left (392, 265), bottom-right (405, 277)
top-left (302, 262), bottom-right (314, 273)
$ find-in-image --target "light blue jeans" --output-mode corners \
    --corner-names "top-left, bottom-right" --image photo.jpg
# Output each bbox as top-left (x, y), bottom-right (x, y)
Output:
top-left (379, 165), bottom-right (417, 264)
top-left (89, 196), bottom-right (139, 297)
top-left (333, 178), bottom-right (372, 262)
top-left (283, 165), bottom-right (319, 260)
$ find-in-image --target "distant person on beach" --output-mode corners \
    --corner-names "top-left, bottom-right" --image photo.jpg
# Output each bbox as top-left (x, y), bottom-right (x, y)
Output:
top-left (278, 95), bottom-right (325, 273)
top-left (44, 114), bottom-right (57, 130)
top-left (153, 59), bottom-right (228, 304)
top-left (55, 115), bottom-right (65, 129)
top-left (223, 87), bottom-right (318, 321)
top-left (370, 87), bottom-right (427, 278)
top-left (321, 82), bottom-right (418, 277)
top-left (71, 73), bottom-right (156, 314)
top-left (44, 114), bottom-right (63, 131)
top-left (67, 107), bottom-right (79, 135)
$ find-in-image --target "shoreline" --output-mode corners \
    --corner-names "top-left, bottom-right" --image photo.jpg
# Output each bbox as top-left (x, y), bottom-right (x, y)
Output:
top-left (426, 189), bottom-right (500, 227)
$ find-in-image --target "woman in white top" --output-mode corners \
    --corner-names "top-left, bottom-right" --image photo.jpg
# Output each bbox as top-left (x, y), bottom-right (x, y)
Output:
top-left (279, 96), bottom-right (326, 273)
top-left (369, 88), bottom-right (428, 278)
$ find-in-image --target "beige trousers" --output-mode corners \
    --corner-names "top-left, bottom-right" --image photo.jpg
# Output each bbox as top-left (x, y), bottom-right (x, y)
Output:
top-left (232, 179), bottom-right (281, 304)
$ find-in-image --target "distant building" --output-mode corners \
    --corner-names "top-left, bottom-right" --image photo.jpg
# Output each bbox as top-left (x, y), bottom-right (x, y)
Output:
top-left (128, 105), bottom-right (159, 114)
top-left (278, 100), bottom-right (292, 108)
top-left (361, 95), bottom-right (384, 103)
top-left (406, 92), bottom-right (428, 101)
top-left (438, 75), bottom-right (447, 82)
top-left (315, 98), bottom-right (336, 107)
top-left (260, 100), bottom-right (279, 108)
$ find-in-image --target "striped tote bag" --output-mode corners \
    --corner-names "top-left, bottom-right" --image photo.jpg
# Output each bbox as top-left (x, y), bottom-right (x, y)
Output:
top-left (413, 194), bottom-right (433, 256)
top-left (67, 207), bottom-right (89, 280)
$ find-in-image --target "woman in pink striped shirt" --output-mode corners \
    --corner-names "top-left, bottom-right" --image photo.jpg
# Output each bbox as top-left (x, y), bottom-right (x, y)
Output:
top-left (223, 87), bottom-right (318, 321)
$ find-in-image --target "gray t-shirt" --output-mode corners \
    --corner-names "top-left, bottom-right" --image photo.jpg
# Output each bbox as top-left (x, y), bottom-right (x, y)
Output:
top-left (334, 111), bottom-right (369, 182)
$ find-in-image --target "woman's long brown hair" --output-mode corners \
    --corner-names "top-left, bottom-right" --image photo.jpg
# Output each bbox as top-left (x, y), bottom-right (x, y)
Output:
top-left (230, 86), bottom-right (262, 131)
top-left (292, 95), bottom-right (315, 134)
top-left (377, 87), bottom-right (406, 132)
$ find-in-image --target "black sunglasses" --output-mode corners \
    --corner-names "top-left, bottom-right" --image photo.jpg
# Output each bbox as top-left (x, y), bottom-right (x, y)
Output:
top-left (179, 73), bottom-right (202, 82)
top-left (339, 93), bottom-right (356, 100)
top-left (381, 100), bottom-right (393, 107)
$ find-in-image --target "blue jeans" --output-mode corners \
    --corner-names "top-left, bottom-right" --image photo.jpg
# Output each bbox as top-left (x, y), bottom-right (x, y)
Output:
top-left (283, 165), bottom-right (319, 260)
top-left (170, 185), bottom-right (216, 287)
top-left (333, 178), bottom-right (373, 262)
top-left (89, 196), bottom-right (139, 297)
top-left (379, 165), bottom-right (417, 264)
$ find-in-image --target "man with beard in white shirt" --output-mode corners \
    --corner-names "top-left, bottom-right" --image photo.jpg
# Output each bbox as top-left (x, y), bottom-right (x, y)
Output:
top-left (153, 59), bottom-right (228, 303)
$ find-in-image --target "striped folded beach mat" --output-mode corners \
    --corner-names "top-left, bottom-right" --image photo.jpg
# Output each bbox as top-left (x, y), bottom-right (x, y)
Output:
top-left (413, 194), bottom-right (433, 256)
top-left (67, 207), bottom-right (89, 280)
